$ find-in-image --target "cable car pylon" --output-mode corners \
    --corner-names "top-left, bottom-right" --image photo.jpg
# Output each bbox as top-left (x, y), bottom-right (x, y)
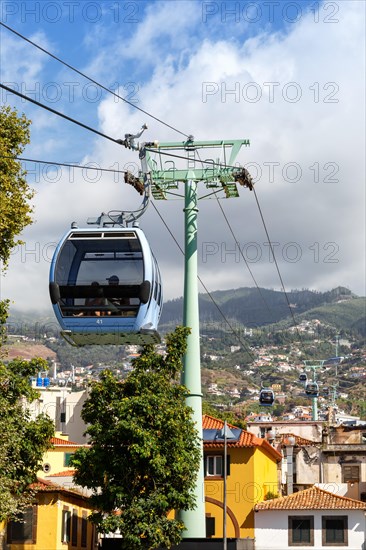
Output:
top-left (303, 360), bottom-right (326, 421)
top-left (138, 136), bottom-right (253, 538)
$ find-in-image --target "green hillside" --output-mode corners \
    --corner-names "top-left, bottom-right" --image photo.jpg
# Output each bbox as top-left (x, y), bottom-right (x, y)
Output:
top-left (161, 286), bottom-right (365, 336)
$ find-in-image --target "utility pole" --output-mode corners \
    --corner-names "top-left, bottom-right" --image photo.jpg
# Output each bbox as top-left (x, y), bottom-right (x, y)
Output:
top-left (138, 137), bottom-right (252, 537)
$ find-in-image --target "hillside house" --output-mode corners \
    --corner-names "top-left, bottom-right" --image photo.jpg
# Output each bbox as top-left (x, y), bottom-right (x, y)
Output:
top-left (254, 485), bottom-right (366, 549)
top-left (321, 423), bottom-right (366, 501)
top-left (4, 479), bottom-right (96, 550)
top-left (37, 434), bottom-right (89, 486)
top-left (202, 415), bottom-right (282, 539)
top-left (28, 386), bottom-right (89, 443)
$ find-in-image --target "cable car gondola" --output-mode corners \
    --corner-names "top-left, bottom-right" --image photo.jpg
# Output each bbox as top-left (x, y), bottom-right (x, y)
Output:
top-left (305, 381), bottom-right (319, 397)
top-left (299, 372), bottom-right (307, 382)
top-left (259, 388), bottom-right (275, 406)
top-left (49, 225), bottom-right (163, 346)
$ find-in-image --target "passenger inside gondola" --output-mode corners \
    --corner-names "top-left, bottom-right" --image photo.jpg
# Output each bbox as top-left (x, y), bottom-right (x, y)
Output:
top-left (106, 275), bottom-right (132, 315)
top-left (86, 281), bottom-right (106, 316)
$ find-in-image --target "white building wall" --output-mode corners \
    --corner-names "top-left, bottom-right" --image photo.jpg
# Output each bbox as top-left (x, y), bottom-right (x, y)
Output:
top-left (246, 421), bottom-right (323, 442)
top-left (28, 386), bottom-right (88, 443)
top-left (254, 509), bottom-right (366, 550)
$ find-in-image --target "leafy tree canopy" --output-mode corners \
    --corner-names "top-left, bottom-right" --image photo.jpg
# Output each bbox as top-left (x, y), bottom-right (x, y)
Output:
top-left (0, 106), bottom-right (54, 521)
top-left (0, 105), bottom-right (33, 270)
top-left (72, 326), bottom-right (201, 549)
top-left (0, 358), bottom-right (54, 520)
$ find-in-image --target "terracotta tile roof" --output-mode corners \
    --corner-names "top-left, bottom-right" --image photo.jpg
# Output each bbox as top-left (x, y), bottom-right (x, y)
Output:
top-left (202, 415), bottom-right (282, 462)
top-left (50, 437), bottom-right (88, 447)
top-left (255, 486), bottom-right (366, 511)
top-left (30, 478), bottom-right (63, 491)
top-left (30, 478), bottom-right (88, 500)
top-left (280, 433), bottom-right (319, 446)
top-left (46, 469), bottom-right (76, 477)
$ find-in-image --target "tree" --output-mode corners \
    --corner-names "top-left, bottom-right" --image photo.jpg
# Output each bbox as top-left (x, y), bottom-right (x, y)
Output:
top-left (0, 105), bottom-right (33, 271)
top-left (71, 327), bottom-right (201, 549)
top-left (0, 358), bottom-right (54, 519)
top-left (0, 106), bottom-right (54, 520)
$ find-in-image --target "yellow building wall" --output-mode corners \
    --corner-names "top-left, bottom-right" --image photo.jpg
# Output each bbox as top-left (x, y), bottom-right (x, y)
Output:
top-left (6, 493), bottom-right (94, 550)
top-left (253, 447), bottom-right (280, 499)
top-left (204, 447), bottom-right (279, 539)
top-left (37, 445), bottom-right (79, 478)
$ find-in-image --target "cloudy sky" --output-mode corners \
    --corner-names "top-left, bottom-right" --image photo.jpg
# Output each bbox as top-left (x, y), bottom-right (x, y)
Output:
top-left (0, 0), bottom-right (365, 316)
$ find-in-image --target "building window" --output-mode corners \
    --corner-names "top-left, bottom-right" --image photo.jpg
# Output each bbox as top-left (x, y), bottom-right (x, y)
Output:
top-left (322, 516), bottom-right (348, 546)
top-left (207, 455), bottom-right (223, 476)
top-left (62, 509), bottom-right (71, 543)
top-left (204, 454), bottom-right (230, 477)
top-left (206, 515), bottom-right (215, 537)
top-left (64, 452), bottom-right (74, 467)
top-left (342, 464), bottom-right (359, 483)
top-left (288, 515), bottom-right (314, 546)
top-left (7, 506), bottom-right (37, 544)
top-left (43, 462), bottom-right (51, 473)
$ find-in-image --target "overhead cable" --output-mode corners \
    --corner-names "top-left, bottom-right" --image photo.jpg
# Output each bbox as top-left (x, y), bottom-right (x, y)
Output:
top-left (0, 22), bottom-right (190, 139)
top-left (150, 201), bottom-right (257, 360)
top-left (0, 83), bottom-right (122, 145)
top-left (0, 155), bottom-right (127, 175)
top-left (252, 186), bottom-right (305, 345)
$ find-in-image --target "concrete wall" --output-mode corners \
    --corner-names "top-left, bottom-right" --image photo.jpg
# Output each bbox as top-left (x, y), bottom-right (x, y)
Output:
top-left (322, 453), bottom-right (366, 500)
top-left (296, 446), bottom-right (320, 484)
top-left (246, 421), bottom-right (323, 443)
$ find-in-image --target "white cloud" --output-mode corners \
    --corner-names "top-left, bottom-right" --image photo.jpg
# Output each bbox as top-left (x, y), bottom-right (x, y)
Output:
top-left (1, 1), bottom-right (365, 315)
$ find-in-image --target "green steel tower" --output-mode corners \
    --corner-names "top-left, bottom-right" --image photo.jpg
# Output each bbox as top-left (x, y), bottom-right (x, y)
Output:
top-left (137, 137), bottom-right (252, 537)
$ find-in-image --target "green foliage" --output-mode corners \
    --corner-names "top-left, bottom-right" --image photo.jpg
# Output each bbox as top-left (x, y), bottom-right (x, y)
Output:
top-left (264, 491), bottom-right (279, 501)
top-left (0, 358), bottom-right (54, 520)
top-left (72, 326), bottom-right (201, 549)
top-left (0, 105), bottom-right (33, 269)
top-left (0, 107), bottom-right (54, 520)
top-left (0, 299), bottom-right (10, 349)
top-left (202, 402), bottom-right (246, 429)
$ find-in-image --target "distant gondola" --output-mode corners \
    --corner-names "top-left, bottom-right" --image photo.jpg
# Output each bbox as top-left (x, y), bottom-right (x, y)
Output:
top-left (305, 381), bottom-right (319, 397)
top-left (49, 226), bottom-right (163, 346)
top-left (259, 388), bottom-right (275, 406)
top-left (299, 372), bottom-right (307, 382)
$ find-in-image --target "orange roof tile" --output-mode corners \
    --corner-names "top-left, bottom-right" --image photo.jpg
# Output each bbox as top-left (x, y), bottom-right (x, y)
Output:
top-left (46, 469), bottom-right (76, 477)
top-left (202, 415), bottom-right (282, 462)
top-left (30, 478), bottom-right (88, 500)
top-left (50, 437), bottom-right (88, 447)
top-left (280, 433), bottom-right (319, 446)
top-left (255, 486), bottom-right (366, 511)
top-left (30, 478), bottom-right (63, 491)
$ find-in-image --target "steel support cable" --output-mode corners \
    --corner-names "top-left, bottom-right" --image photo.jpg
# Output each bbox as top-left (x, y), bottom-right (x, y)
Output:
top-left (193, 148), bottom-right (272, 319)
top-left (150, 201), bottom-right (257, 360)
top-left (215, 197), bottom-right (273, 316)
top-left (0, 155), bottom-right (127, 175)
top-left (252, 186), bottom-right (305, 346)
top-left (0, 84), bottom-right (242, 172)
top-left (0, 22), bottom-right (190, 139)
top-left (0, 84), bottom-right (122, 145)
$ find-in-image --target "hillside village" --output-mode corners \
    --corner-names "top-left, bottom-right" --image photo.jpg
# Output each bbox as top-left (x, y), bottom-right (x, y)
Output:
top-left (2, 288), bottom-right (366, 548)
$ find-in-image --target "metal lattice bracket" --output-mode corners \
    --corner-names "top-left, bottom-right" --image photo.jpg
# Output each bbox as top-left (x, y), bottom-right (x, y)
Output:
top-left (140, 138), bottom-right (252, 200)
